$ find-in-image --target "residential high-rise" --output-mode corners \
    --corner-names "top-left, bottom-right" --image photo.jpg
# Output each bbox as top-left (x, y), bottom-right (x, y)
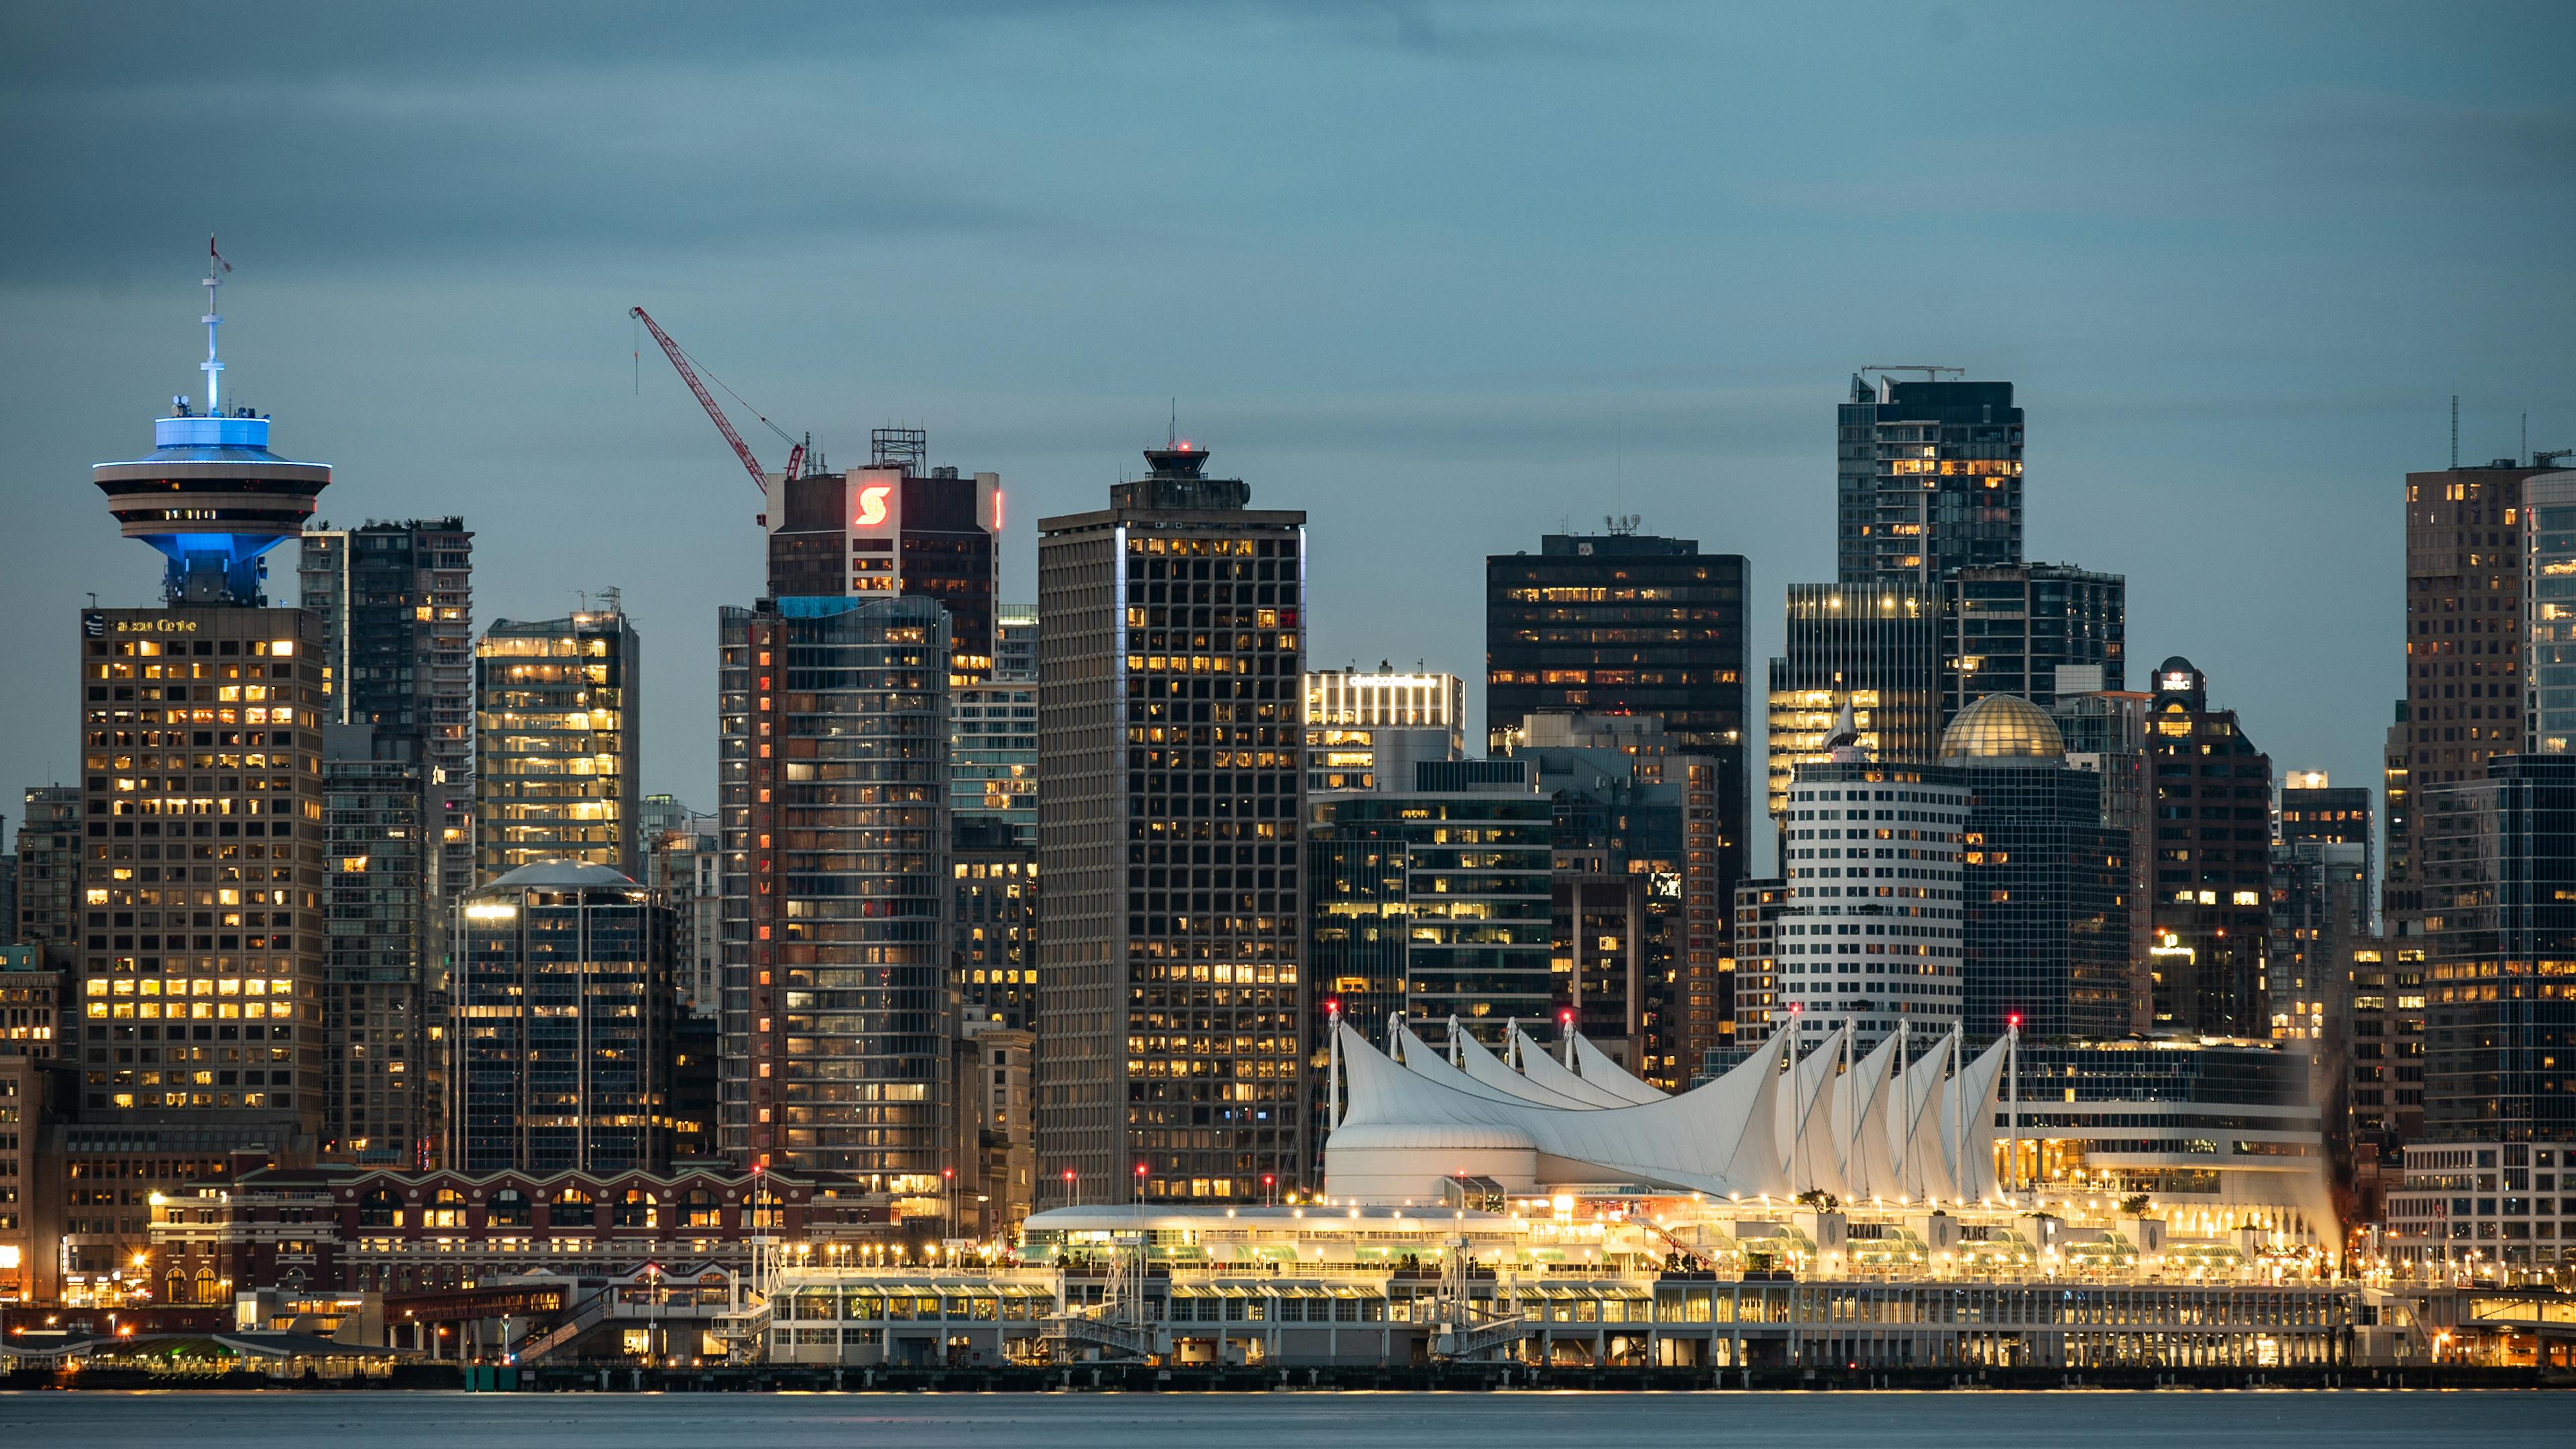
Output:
top-left (451, 861), bottom-right (674, 1174)
top-left (2388, 457), bottom-right (2553, 938)
top-left (995, 605), bottom-right (1038, 681)
top-left (68, 266), bottom-right (333, 1290)
top-left (1941, 695), bottom-right (2129, 1044)
top-left (1035, 441), bottom-right (1307, 1204)
top-left (1766, 584), bottom-right (1941, 828)
top-left (951, 678), bottom-right (1038, 843)
top-left (2415, 753), bottom-right (2576, 1147)
top-left (298, 520), bottom-right (474, 904)
top-left (954, 814), bottom-right (1038, 1030)
top-left (2519, 468), bottom-right (2576, 755)
top-left (15, 786), bottom-right (81, 969)
top-left (321, 724), bottom-right (439, 1167)
top-left (2145, 657), bottom-right (2275, 1038)
top-left (647, 817), bottom-right (721, 1015)
top-left (1774, 716), bottom-right (1967, 1053)
top-left (720, 594), bottom-right (951, 1197)
top-left (1303, 669), bottom-right (1464, 794)
top-left (1941, 563), bottom-right (2125, 722)
top-left (1835, 374), bottom-right (2025, 587)
top-left (762, 427), bottom-right (1001, 682)
top-left (474, 604), bottom-right (642, 881)
top-left (2344, 936), bottom-right (2426, 1218)
top-left (1723, 877), bottom-right (1789, 1052)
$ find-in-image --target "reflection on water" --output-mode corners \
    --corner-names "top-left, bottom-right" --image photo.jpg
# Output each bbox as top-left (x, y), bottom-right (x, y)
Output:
top-left (0, 1391), bottom-right (2565, 1448)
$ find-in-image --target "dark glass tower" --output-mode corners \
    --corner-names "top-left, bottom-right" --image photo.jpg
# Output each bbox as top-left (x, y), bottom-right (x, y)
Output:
top-left (2145, 657), bottom-right (2275, 1038)
top-left (1486, 530), bottom-right (1749, 965)
top-left (2418, 753), bottom-right (2576, 1144)
top-left (1941, 696), bottom-right (2131, 1044)
top-left (1942, 562), bottom-right (2126, 720)
top-left (1835, 375), bottom-right (2025, 587)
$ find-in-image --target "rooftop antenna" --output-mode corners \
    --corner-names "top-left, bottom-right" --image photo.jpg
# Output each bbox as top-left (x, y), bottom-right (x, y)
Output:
top-left (1858, 364), bottom-right (1966, 380)
top-left (202, 234), bottom-right (232, 417)
top-left (1168, 398), bottom-right (1178, 449)
top-left (2451, 394), bottom-right (2460, 470)
top-left (1614, 411), bottom-right (1623, 520)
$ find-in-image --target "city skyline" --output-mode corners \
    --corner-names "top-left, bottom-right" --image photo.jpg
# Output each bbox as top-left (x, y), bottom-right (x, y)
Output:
top-left (5, 4), bottom-right (2573, 877)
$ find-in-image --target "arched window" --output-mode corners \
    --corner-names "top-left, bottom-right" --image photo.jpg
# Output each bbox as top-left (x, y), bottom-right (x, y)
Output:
top-left (612, 1189), bottom-right (655, 1228)
top-left (195, 1268), bottom-right (219, 1303)
top-left (357, 1187), bottom-right (400, 1228)
top-left (424, 1188), bottom-right (466, 1229)
top-left (488, 1189), bottom-right (532, 1228)
top-left (683, 1188), bottom-right (720, 1229)
top-left (167, 1269), bottom-right (191, 1303)
top-left (549, 1187), bottom-right (594, 1230)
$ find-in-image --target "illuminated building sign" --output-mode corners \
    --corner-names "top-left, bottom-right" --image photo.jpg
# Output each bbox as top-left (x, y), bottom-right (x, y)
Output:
top-left (855, 485), bottom-right (892, 528)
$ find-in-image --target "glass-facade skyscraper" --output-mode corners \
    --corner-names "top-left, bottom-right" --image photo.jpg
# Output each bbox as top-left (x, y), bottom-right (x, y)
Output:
top-left (1941, 696), bottom-right (2129, 1044)
top-left (1766, 584), bottom-right (1941, 829)
top-left (474, 606), bottom-right (642, 881)
top-left (1835, 375), bottom-right (2025, 587)
top-left (452, 861), bottom-right (674, 1173)
top-left (1941, 563), bottom-right (2125, 720)
top-left (720, 594), bottom-right (952, 1193)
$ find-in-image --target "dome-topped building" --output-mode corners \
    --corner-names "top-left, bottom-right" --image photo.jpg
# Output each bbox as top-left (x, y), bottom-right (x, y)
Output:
top-left (1938, 692), bottom-right (2065, 761)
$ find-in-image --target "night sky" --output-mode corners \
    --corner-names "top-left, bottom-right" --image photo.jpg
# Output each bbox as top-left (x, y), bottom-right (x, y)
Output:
top-left (3, 1), bottom-right (2571, 873)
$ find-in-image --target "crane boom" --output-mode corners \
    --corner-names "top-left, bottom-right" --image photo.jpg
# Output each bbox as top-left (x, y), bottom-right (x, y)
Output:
top-left (631, 305), bottom-right (772, 494)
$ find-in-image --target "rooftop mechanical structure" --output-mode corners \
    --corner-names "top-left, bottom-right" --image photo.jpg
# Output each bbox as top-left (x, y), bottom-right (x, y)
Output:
top-left (93, 256), bottom-right (329, 604)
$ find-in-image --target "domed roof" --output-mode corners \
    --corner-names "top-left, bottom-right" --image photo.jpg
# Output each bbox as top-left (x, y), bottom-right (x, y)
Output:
top-left (1939, 694), bottom-right (2065, 761)
top-left (469, 859), bottom-right (639, 895)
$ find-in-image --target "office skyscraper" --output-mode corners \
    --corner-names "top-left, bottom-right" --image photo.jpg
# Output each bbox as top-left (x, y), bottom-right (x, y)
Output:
top-left (763, 427), bottom-right (1002, 683)
top-left (68, 266), bottom-right (331, 1286)
top-left (453, 861), bottom-right (674, 1173)
top-left (298, 519), bottom-right (474, 904)
top-left (2145, 657), bottom-right (2274, 1038)
top-left (2388, 457), bottom-right (2553, 937)
top-left (1835, 374), bottom-right (2025, 586)
top-left (1485, 529), bottom-right (1746, 783)
top-left (1941, 695), bottom-right (2129, 1044)
top-left (1036, 441), bottom-right (1307, 1203)
top-left (1766, 584), bottom-right (1941, 828)
top-left (720, 594), bottom-right (952, 1192)
top-left (1941, 563), bottom-right (2125, 720)
top-left (474, 603), bottom-right (642, 881)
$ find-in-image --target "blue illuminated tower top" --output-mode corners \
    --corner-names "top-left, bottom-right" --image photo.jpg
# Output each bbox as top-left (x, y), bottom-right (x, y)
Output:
top-left (92, 252), bottom-right (330, 605)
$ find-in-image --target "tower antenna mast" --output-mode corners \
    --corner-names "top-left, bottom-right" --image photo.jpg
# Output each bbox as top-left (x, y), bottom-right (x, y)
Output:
top-left (203, 235), bottom-right (232, 415)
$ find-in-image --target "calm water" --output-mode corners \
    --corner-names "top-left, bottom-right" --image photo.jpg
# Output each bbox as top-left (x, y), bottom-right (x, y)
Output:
top-left (0, 1392), bottom-right (2566, 1448)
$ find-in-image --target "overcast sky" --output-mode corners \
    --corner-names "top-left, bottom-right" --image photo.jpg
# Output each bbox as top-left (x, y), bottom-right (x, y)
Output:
top-left (3, 1), bottom-right (2571, 873)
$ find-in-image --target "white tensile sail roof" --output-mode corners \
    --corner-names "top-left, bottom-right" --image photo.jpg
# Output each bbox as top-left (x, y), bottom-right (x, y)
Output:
top-left (1509, 1026), bottom-right (1649, 1108)
top-left (1569, 1032), bottom-right (1672, 1106)
top-left (1326, 1018), bottom-right (2008, 1205)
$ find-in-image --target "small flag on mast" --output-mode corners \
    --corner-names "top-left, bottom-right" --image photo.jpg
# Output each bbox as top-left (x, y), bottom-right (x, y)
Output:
top-left (209, 234), bottom-right (231, 273)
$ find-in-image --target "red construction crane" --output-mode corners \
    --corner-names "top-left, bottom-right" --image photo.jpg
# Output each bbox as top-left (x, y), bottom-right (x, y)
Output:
top-left (630, 306), bottom-right (803, 493)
